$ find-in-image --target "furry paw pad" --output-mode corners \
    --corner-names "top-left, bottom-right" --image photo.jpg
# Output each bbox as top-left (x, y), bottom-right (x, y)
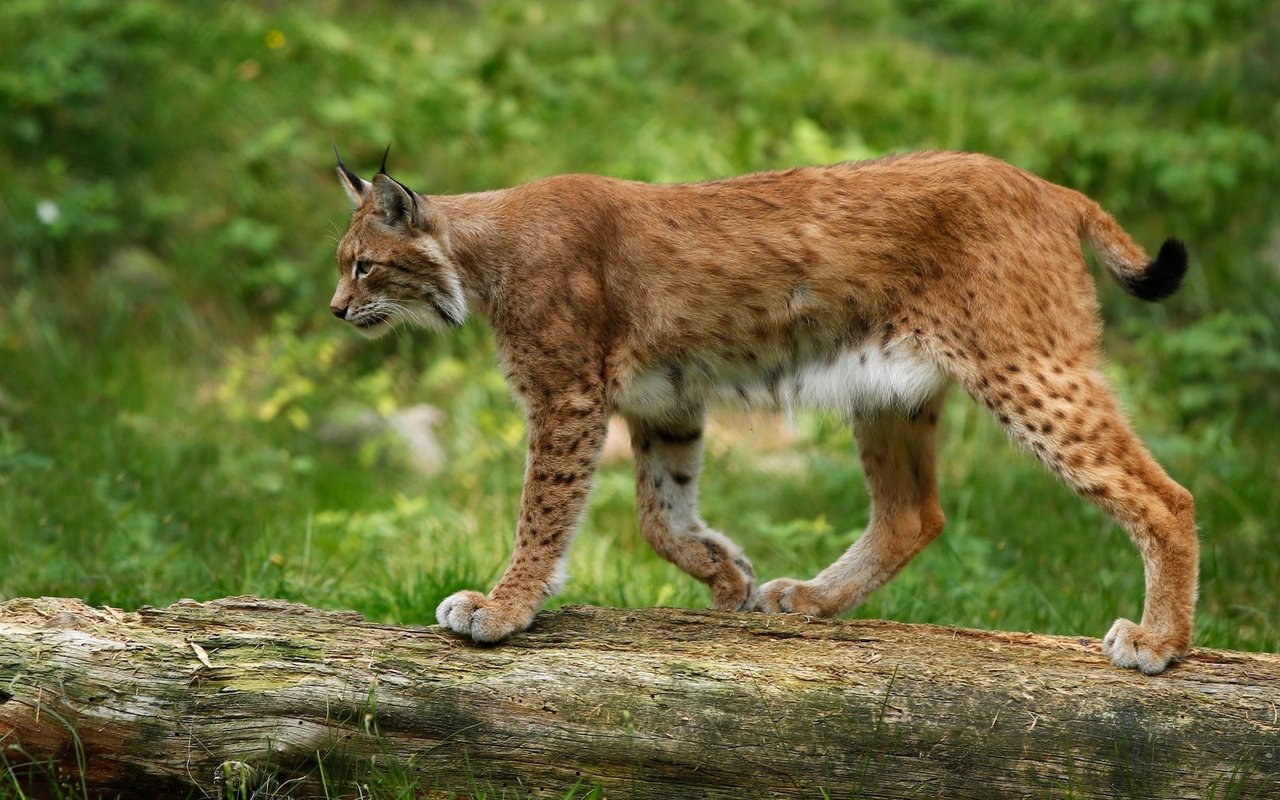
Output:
top-left (1101, 618), bottom-right (1186, 675)
top-left (754, 578), bottom-right (830, 616)
top-left (436, 590), bottom-right (534, 643)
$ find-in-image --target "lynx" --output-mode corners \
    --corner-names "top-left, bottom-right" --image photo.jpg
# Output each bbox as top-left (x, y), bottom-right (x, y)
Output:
top-left (331, 148), bottom-right (1196, 675)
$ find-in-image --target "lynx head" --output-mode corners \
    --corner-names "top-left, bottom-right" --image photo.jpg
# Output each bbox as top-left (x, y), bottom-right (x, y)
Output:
top-left (330, 146), bottom-right (467, 338)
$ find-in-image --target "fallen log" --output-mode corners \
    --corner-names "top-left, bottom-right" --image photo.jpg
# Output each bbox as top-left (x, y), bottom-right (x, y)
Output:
top-left (0, 596), bottom-right (1276, 799)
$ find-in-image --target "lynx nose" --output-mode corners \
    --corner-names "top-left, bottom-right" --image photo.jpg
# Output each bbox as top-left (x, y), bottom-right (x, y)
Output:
top-left (330, 304), bottom-right (348, 320)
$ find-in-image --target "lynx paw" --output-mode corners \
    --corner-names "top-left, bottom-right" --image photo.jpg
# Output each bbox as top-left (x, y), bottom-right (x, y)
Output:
top-left (710, 553), bottom-right (759, 612)
top-left (436, 590), bottom-right (535, 643)
top-left (754, 578), bottom-right (832, 616)
top-left (1101, 618), bottom-right (1187, 675)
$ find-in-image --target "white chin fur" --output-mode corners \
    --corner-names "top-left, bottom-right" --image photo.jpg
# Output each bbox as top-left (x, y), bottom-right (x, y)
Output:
top-left (354, 320), bottom-right (393, 339)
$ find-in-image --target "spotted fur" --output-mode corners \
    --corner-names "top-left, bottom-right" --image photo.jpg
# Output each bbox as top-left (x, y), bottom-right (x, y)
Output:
top-left (331, 150), bottom-right (1197, 674)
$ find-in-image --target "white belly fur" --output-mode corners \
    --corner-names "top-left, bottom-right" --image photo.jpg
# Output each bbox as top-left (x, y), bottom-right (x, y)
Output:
top-left (795, 343), bottom-right (949, 414)
top-left (616, 341), bottom-right (949, 418)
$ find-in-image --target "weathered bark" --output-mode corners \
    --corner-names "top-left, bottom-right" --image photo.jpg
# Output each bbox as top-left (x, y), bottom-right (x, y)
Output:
top-left (0, 597), bottom-right (1276, 799)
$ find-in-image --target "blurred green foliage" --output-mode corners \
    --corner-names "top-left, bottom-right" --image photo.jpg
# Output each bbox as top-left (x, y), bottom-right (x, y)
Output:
top-left (1, 0), bottom-right (1277, 659)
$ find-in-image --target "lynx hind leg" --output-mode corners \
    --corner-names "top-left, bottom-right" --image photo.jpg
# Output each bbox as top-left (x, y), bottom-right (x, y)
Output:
top-left (969, 361), bottom-right (1197, 674)
top-left (628, 412), bottom-right (757, 611)
top-left (757, 392), bottom-right (947, 617)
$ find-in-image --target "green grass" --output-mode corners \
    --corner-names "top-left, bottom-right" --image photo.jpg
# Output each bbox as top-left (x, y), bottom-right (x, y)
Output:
top-left (2, 1), bottom-right (1279, 797)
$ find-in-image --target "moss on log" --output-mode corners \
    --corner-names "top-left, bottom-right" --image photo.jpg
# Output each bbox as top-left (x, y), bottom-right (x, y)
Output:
top-left (0, 596), bottom-right (1277, 798)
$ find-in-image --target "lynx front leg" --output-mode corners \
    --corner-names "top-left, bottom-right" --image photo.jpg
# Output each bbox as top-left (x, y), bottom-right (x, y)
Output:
top-left (437, 392), bottom-right (607, 642)
top-left (629, 411), bottom-right (757, 611)
top-left (757, 394), bottom-right (947, 616)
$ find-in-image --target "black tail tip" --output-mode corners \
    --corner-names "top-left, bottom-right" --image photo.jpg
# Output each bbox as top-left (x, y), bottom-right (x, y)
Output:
top-left (1125, 237), bottom-right (1189, 302)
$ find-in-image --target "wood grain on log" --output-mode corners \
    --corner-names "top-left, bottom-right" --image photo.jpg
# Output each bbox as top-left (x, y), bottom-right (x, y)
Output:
top-left (0, 596), bottom-right (1277, 799)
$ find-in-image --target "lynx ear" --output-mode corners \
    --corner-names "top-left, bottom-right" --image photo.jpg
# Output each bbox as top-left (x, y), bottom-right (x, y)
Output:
top-left (371, 173), bottom-right (434, 232)
top-left (334, 145), bottom-right (368, 207)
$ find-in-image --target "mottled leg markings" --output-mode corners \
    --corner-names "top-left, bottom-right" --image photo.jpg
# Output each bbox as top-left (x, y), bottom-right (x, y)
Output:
top-left (437, 391), bottom-right (608, 642)
top-left (628, 410), bottom-right (757, 611)
top-left (970, 363), bottom-right (1197, 674)
top-left (756, 391), bottom-right (947, 616)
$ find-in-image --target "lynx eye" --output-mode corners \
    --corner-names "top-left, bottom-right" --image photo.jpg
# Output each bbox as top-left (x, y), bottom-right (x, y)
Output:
top-left (354, 258), bottom-right (373, 278)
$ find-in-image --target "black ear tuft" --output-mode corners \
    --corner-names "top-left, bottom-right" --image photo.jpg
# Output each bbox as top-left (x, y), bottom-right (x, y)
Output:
top-left (334, 143), bottom-right (369, 206)
top-left (372, 143), bottom-right (421, 216)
